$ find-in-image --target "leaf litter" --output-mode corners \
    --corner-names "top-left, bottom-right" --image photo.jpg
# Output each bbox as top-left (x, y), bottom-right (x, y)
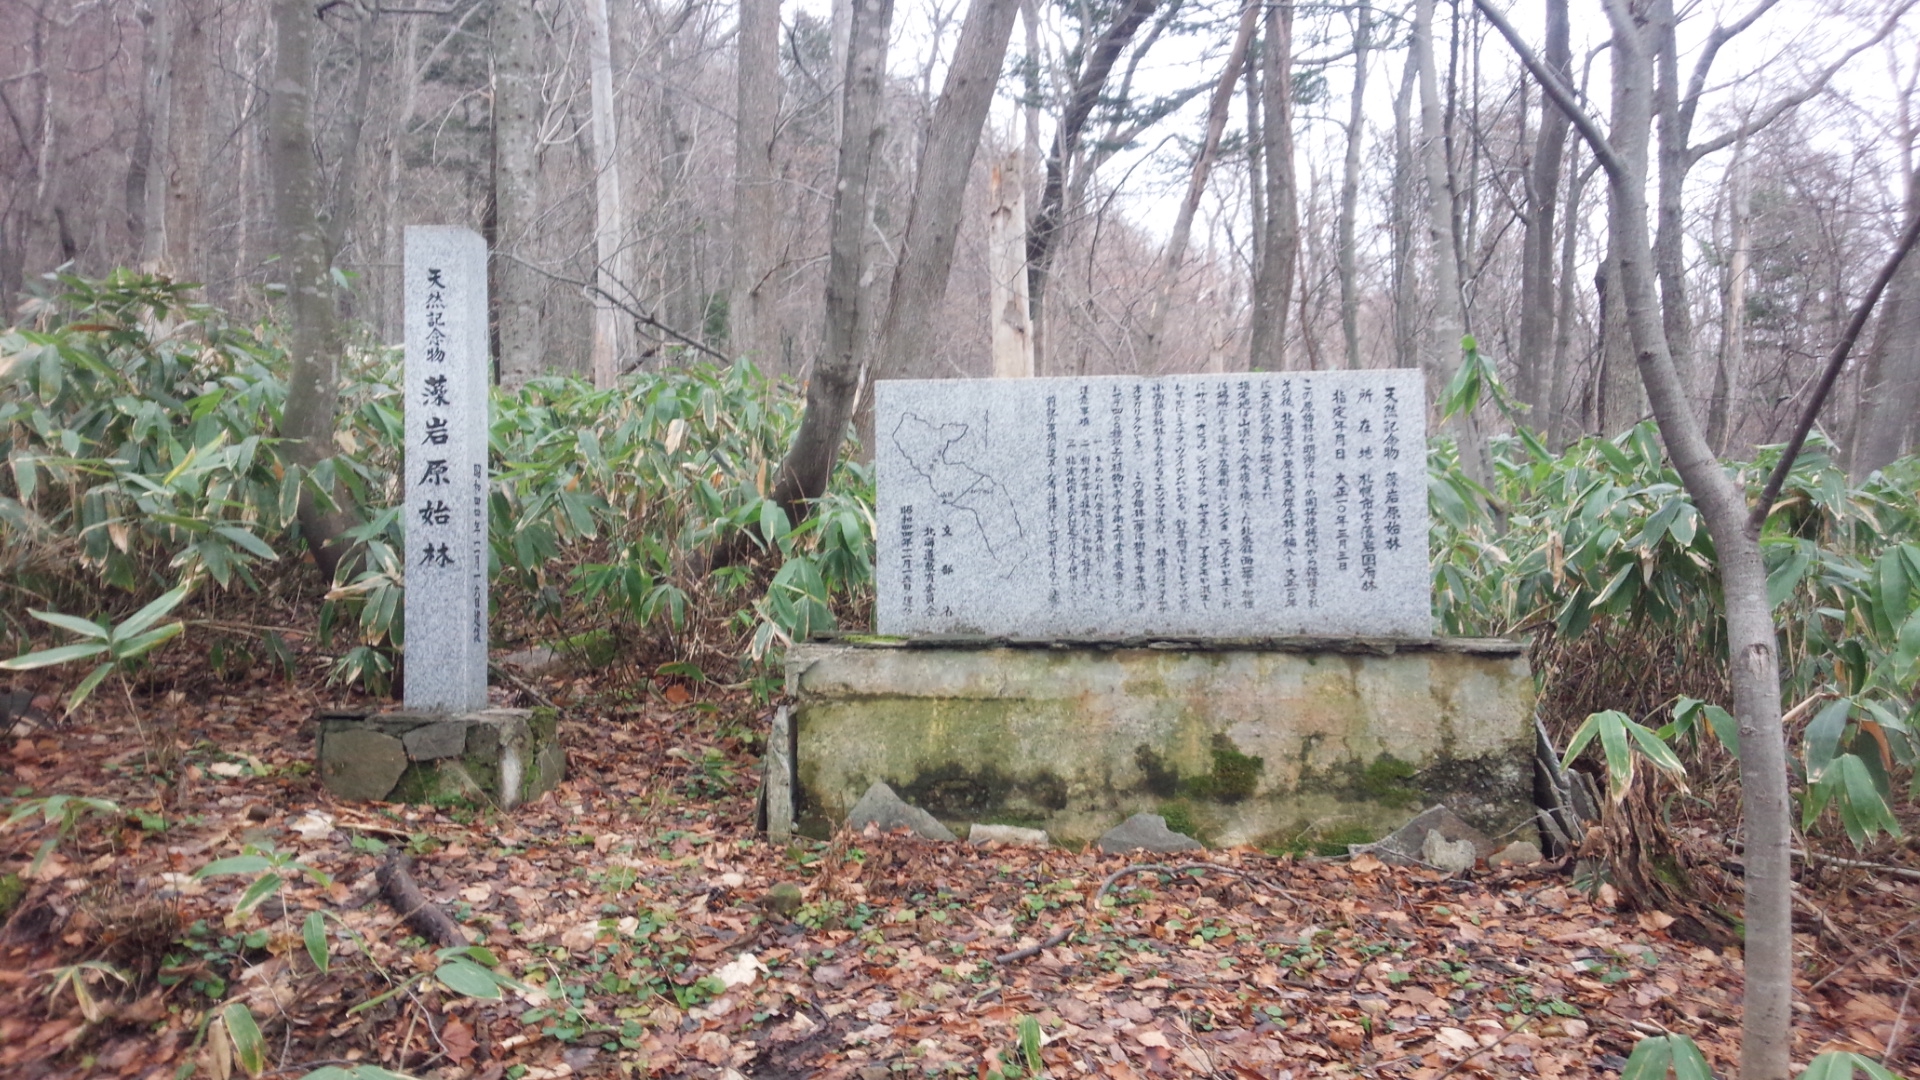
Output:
top-left (0, 675), bottom-right (1915, 1079)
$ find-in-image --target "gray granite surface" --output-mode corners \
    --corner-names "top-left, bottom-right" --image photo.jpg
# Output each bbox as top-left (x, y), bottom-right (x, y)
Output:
top-left (875, 372), bottom-right (1430, 638)
top-left (403, 227), bottom-right (490, 712)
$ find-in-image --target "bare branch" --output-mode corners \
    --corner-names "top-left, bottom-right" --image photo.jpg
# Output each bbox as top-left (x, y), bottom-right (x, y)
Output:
top-left (1689, 0), bottom-right (1918, 165)
top-left (1471, 0), bottom-right (1624, 184)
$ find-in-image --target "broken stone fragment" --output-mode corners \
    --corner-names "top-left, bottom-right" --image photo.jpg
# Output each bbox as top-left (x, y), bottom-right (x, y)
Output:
top-left (1490, 840), bottom-right (1544, 867)
top-left (968, 824), bottom-right (1050, 847)
top-left (846, 781), bottom-right (956, 841)
top-left (1097, 812), bottom-right (1203, 854)
top-left (1421, 829), bottom-right (1478, 875)
top-left (1358, 804), bottom-right (1496, 868)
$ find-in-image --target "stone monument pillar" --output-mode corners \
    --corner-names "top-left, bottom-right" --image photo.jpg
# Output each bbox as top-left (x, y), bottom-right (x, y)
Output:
top-left (316, 226), bottom-right (563, 809)
top-left (403, 226), bottom-right (490, 713)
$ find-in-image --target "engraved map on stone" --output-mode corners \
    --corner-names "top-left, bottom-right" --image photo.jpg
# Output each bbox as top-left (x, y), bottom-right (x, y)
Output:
top-left (875, 371), bottom-right (1431, 639)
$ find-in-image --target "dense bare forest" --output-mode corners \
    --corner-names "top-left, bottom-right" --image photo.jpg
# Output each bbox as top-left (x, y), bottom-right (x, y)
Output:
top-left (3, 0), bottom-right (1914, 465)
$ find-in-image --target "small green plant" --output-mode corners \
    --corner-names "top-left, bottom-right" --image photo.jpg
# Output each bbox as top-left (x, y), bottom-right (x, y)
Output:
top-left (40, 960), bottom-right (129, 1021)
top-left (1563, 709), bottom-right (1689, 800)
top-left (1618, 1032), bottom-right (1907, 1080)
top-left (1, 583), bottom-right (192, 712)
top-left (3, 793), bottom-right (124, 873)
top-left (193, 843), bottom-right (334, 918)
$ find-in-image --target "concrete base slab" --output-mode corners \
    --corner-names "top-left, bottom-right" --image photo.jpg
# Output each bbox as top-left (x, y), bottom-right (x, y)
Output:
top-left (783, 637), bottom-right (1535, 848)
top-left (318, 708), bottom-right (564, 809)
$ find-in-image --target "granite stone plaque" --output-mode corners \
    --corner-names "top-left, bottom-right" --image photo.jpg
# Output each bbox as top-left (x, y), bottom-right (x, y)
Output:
top-left (403, 227), bottom-right (490, 712)
top-left (875, 371), bottom-right (1430, 638)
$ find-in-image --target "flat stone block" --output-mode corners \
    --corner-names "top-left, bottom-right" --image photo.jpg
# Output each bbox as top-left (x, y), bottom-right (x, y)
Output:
top-left (788, 638), bottom-right (1535, 849)
top-left (317, 708), bottom-right (564, 809)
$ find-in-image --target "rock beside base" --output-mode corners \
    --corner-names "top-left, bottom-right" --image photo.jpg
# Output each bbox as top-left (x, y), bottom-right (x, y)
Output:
top-left (318, 709), bottom-right (564, 809)
top-left (1098, 813), bottom-right (1204, 854)
top-left (1357, 805), bottom-right (1496, 868)
top-left (846, 782), bottom-right (956, 841)
top-left (969, 824), bottom-right (1051, 847)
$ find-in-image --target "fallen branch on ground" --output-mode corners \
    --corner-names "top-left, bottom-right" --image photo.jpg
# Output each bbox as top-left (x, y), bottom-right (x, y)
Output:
top-left (375, 855), bottom-right (468, 948)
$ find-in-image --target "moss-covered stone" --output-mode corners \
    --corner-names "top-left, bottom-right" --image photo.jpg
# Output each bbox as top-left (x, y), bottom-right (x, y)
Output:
top-left (318, 709), bottom-right (564, 809)
top-left (789, 640), bottom-right (1535, 848)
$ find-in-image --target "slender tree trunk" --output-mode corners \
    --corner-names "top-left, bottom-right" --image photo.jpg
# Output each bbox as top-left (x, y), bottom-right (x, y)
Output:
top-left (1337, 2), bottom-right (1371, 371)
top-left (1144, 0), bottom-right (1257, 365)
top-left (1412, 0), bottom-right (1493, 494)
top-left (1244, 45), bottom-right (1265, 290)
top-left (732, 0), bottom-right (783, 368)
top-left (873, 0), bottom-right (1022, 383)
top-left (1651, 0), bottom-right (1699, 405)
top-left (128, 0), bottom-right (174, 268)
top-left (989, 153), bottom-right (1034, 377)
top-left (1547, 157), bottom-right (1591, 449)
top-left (1710, 140), bottom-right (1749, 455)
top-left (492, 0), bottom-right (542, 387)
top-left (1516, 0), bottom-right (1568, 414)
top-left (1602, 11), bottom-right (1792, 1075)
top-left (1390, 51), bottom-right (1418, 372)
top-left (1246, 0), bottom-right (1296, 371)
top-left (166, 0), bottom-right (211, 281)
top-left (271, 0), bottom-right (357, 581)
top-left (765, 0), bottom-right (893, 521)
top-left (586, 0), bottom-right (625, 387)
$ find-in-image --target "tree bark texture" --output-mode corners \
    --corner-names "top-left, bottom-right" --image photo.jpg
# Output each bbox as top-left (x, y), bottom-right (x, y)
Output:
top-left (492, 0), bottom-right (543, 387)
top-left (873, 0), bottom-right (1021, 383)
top-left (271, 0), bottom-right (356, 582)
top-left (1245, 0), bottom-right (1296, 371)
top-left (586, 0), bottom-right (626, 388)
top-left (128, 0), bottom-right (174, 268)
top-left (1709, 142), bottom-right (1749, 455)
top-left (1389, 52), bottom-right (1418, 372)
top-left (732, 0), bottom-right (783, 369)
top-left (988, 153), bottom-right (1033, 378)
top-left (1337, 2), bottom-right (1371, 371)
top-left (1515, 0), bottom-right (1569, 414)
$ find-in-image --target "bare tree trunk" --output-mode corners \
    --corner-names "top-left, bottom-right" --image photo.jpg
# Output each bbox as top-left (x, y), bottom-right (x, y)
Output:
top-left (764, 0), bottom-right (893, 523)
top-left (1547, 157), bottom-right (1591, 449)
top-left (166, 0), bottom-right (211, 281)
top-left (1597, 248), bottom-right (1644, 433)
top-left (1027, 0), bottom-right (1159, 374)
top-left (128, 0), bottom-right (174, 268)
top-left (1144, 0), bottom-right (1257, 365)
top-left (1412, 0), bottom-right (1493, 493)
top-left (586, 0), bottom-right (625, 387)
top-left (1849, 176), bottom-right (1920, 477)
top-left (1246, 0), bottom-right (1296, 371)
top-left (1389, 50), bottom-right (1418, 371)
top-left (492, 0), bottom-right (542, 387)
top-left (1337, 1), bottom-right (1372, 371)
top-left (1244, 46), bottom-right (1265, 288)
top-left (989, 153), bottom-right (1033, 378)
top-left (1476, 6), bottom-right (1795, 1075)
top-left (732, 0), bottom-right (783, 368)
top-left (1650, 0), bottom-right (1698, 405)
top-left (873, 0), bottom-right (1021, 383)
top-left (1516, 0), bottom-right (1568, 414)
top-left (271, 0), bottom-right (357, 582)
top-left (1709, 139), bottom-right (1749, 455)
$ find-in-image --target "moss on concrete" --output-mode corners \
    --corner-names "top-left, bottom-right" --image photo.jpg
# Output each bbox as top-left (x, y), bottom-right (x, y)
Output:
top-left (898, 762), bottom-right (1068, 819)
top-left (0, 872), bottom-right (25, 923)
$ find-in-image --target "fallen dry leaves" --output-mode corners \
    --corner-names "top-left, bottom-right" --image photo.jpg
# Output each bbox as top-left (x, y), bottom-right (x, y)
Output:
top-left (0, 673), bottom-right (1915, 1080)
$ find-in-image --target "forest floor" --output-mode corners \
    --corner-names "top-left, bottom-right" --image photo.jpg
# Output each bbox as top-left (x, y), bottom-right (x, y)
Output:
top-left (1, 660), bottom-right (1916, 1080)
